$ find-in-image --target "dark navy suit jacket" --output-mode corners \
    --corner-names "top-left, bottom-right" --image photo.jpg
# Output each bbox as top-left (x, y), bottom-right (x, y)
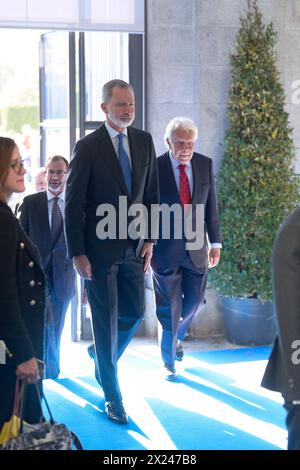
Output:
top-left (65, 124), bottom-right (159, 270)
top-left (0, 201), bottom-right (45, 428)
top-left (151, 152), bottom-right (221, 271)
top-left (261, 207), bottom-right (300, 401)
top-left (18, 192), bottom-right (75, 303)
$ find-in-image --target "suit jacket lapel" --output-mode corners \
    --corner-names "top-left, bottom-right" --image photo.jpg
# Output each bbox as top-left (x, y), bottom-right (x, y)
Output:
top-left (191, 154), bottom-right (208, 203)
top-left (191, 156), bottom-right (198, 203)
top-left (128, 127), bottom-right (142, 200)
top-left (161, 153), bottom-right (181, 205)
top-left (95, 124), bottom-right (129, 196)
top-left (38, 191), bottom-right (52, 242)
top-left (18, 223), bottom-right (41, 266)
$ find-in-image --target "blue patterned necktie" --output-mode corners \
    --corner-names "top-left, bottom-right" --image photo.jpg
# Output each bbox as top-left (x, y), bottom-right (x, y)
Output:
top-left (51, 196), bottom-right (63, 245)
top-left (117, 133), bottom-right (132, 198)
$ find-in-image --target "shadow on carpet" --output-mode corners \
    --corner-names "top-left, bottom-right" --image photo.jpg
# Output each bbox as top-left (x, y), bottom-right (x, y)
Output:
top-left (43, 346), bottom-right (286, 450)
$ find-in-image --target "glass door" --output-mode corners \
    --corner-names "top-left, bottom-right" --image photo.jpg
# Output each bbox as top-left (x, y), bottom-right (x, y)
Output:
top-left (39, 31), bottom-right (78, 341)
top-left (39, 30), bottom-right (144, 342)
top-left (39, 31), bottom-right (76, 164)
top-left (78, 31), bottom-right (144, 340)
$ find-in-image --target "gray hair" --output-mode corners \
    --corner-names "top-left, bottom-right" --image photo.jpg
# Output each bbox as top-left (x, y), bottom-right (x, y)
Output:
top-left (102, 79), bottom-right (133, 103)
top-left (46, 155), bottom-right (69, 170)
top-left (164, 117), bottom-right (198, 147)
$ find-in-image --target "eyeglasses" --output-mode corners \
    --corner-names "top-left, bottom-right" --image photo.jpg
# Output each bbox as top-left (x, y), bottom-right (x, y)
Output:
top-left (10, 159), bottom-right (25, 174)
top-left (173, 140), bottom-right (195, 150)
top-left (47, 170), bottom-right (67, 177)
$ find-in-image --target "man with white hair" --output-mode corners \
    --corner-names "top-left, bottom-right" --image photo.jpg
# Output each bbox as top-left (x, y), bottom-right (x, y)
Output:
top-left (151, 117), bottom-right (222, 380)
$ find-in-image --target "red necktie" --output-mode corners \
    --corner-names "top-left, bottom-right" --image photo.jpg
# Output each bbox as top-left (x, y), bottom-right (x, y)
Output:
top-left (179, 164), bottom-right (191, 206)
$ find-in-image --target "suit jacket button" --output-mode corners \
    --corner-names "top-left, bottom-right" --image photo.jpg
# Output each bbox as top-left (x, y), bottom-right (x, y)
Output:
top-left (29, 280), bottom-right (35, 287)
top-left (28, 261), bottom-right (34, 268)
top-left (20, 242), bottom-right (25, 249)
top-left (29, 299), bottom-right (36, 306)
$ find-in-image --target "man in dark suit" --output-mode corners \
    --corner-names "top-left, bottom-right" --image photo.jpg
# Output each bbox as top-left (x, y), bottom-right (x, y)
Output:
top-left (18, 156), bottom-right (75, 379)
top-left (261, 207), bottom-right (300, 450)
top-left (151, 117), bottom-right (222, 381)
top-left (65, 79), bottom-right (159, 424)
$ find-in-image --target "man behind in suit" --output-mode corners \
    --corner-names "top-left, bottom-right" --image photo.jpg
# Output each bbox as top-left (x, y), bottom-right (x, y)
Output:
top-left (18, 156), bottom-right (75, 379)
top-left (65, 79), bottom-right (159, 424)
top-left (151, 117), bottom-right (222, 381)
top-left (261, 207), bottom-right (300, 450)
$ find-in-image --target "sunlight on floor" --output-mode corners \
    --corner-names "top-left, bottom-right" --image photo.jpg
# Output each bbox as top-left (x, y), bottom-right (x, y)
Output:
top-left (48, 321), bottom-right (287, 450)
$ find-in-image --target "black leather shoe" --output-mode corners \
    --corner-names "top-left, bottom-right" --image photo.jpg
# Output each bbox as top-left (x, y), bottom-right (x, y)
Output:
top-left (105, 401), bottom-right (129, 424)
top-left (176, 342), bottom-right (184, 361)
top-left (87, 344), bottom-right (102, 386)
top-left (163, 363), bottom-right (177, 381)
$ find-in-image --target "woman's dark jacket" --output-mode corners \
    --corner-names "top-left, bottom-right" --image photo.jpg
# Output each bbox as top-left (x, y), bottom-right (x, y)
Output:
top-left (0, 201), bottom-right (46, 428)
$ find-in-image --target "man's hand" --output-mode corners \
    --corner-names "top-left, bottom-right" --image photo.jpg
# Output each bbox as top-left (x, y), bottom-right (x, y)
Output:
top-left (140, 242), bottom-right (154, 273)
top-left (208, 248), bottom-right (221, 268)
top-left (74, 255), bottom-right (92, 280)
top-left (16, 357), bottom-right (39, 384)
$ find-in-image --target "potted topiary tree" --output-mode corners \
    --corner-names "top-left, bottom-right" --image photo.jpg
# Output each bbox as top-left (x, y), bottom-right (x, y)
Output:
top-left (210, 0), bottom-right (300, 345)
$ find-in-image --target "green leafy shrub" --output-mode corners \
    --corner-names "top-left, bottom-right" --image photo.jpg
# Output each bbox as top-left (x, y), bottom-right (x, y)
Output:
top-left (210, 0), bottom-right (300, 302)
top-left (5, 104), bottom-right (39, 133)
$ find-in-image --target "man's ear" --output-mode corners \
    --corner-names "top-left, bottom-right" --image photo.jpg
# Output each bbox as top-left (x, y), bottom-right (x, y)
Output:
top-left (166, 138), bottom-right (172, 150)
top-left (101, 103), bottom-right (107, 114)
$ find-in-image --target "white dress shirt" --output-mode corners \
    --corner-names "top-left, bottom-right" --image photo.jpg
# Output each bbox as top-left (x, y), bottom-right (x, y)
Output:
top-left (168, 151), bottom-right (222, 250)
top-left (105, 121), bottom-right (132, 168)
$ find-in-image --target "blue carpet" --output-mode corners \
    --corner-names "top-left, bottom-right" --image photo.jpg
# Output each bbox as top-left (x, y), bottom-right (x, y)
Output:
top-left (43, 345), bottom-right (286, 450)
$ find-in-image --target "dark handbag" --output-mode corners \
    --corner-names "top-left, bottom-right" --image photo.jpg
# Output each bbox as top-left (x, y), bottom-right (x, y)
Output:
top-left (1, 379), bottom-right (83, 450)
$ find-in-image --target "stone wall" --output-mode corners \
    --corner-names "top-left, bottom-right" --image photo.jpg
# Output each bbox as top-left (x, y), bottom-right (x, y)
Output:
top-left (145, 0), bottom-right (300, 340)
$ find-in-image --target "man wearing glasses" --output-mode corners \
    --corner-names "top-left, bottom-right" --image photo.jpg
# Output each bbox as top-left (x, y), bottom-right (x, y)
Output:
top-left (18, 156), bottom-right (75, 379)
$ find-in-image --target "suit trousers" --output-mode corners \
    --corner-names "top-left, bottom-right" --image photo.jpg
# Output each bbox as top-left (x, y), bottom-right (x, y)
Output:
top-left (86, 241), bottom-right (145, 403)
top-left (45, 275), bottom-right (72, 379)
top-left (284, 401), bottom-right (300, 450)
top-left (153, 251), bottom-right (207, 367)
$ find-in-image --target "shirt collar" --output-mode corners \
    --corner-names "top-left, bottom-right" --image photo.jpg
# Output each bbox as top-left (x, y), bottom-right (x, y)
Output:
top-left (105, 121), bottom-right (128, 139)
top-left (168, 151), bottom-right (192, 170)
top-left (46, 189), bottom-right (65, 202)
